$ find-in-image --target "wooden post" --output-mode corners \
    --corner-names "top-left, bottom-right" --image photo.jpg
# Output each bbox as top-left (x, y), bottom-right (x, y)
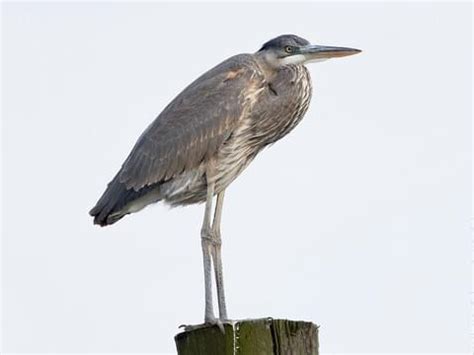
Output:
top-left (175, 318), bottom-right (319, 355)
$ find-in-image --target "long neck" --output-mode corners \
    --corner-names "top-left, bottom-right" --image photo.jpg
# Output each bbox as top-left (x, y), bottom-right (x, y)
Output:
top-left (246, 61), bottom-right (313, 147)
top-left (270, 64), bottom-right (312, 140)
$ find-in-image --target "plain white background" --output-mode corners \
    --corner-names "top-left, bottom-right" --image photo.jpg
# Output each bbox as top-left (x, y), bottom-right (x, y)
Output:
top-left (1, 1), bottom-right (472, 354)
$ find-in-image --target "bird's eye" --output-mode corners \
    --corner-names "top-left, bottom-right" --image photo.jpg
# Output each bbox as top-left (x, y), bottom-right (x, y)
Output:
top-left (284, 46), bottom-right (293, 53)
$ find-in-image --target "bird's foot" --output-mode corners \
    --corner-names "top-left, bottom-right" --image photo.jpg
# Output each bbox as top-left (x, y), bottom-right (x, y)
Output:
top-left (179, 317), bottom-right (231, 334)
top-left (207, 316), bottom-right (226, 334)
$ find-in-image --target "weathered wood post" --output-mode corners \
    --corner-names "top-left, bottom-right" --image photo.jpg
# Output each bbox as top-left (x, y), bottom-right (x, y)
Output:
top-left (175, 318), bottom-right (319, 355)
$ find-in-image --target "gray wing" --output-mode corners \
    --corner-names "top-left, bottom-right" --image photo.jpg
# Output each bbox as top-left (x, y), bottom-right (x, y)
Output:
top-left (118, 54), bottom-right (264, 191)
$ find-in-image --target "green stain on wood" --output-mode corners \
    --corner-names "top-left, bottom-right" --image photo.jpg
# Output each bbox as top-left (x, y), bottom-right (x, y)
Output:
top-left (175, 318), bottom-right (319, 355)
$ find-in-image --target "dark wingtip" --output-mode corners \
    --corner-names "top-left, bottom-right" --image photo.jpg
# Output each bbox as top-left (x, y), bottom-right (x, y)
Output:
top-left (89, 205), bottom-right (111, 227)
top-left (90, 205), bottom-right (125, 227)
top-left (89, 175), bottom-right (156, 227)
top-left (89, 206), bottom-right (98, 217)
top-left (93, 217), bottom-right (108, 227)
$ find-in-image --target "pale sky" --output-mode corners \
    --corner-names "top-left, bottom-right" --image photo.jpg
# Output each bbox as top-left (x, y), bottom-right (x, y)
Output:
top-left (2, 1), bottom-right (472, 354)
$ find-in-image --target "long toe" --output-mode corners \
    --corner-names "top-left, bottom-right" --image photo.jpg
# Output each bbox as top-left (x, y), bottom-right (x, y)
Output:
top-left (179, 316), bottom-right (229, 334)
top-left (207, 316), bottom-right (225, 334)
top-left (179, 323), bottom-right (209, 332)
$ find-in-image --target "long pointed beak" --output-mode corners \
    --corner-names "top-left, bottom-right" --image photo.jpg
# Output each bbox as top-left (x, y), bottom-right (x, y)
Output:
top-left (299, 44), bottom-right (361, 59)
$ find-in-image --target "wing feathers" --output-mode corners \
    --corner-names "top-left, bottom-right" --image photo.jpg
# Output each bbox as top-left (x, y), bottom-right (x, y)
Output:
top-left (117, 54), bottom-right (264, 190)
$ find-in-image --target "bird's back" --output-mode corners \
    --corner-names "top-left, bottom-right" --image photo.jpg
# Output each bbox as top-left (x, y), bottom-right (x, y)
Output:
top-left (90, 54), bottom-right (313, 225)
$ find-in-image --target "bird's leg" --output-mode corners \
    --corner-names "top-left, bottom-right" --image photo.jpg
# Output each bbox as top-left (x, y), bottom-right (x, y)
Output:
top-left (200, 180), bottom-right (216, 324)
top-left (211, 190), bottom-right (228, 321)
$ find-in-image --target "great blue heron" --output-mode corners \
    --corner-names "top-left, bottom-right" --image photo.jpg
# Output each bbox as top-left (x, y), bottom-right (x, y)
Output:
top-left (90, 34), bottom-right (360, 327)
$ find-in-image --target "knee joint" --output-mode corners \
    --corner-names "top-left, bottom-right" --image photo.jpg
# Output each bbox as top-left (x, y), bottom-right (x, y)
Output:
top-left (201, 229), bottom-right (221, 247)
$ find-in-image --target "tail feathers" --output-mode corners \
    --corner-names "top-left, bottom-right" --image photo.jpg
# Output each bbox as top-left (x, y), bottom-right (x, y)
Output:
top-left (89, 177), bottom-right (161, 227)
top-left (89, 177), bottom-right (127, 226)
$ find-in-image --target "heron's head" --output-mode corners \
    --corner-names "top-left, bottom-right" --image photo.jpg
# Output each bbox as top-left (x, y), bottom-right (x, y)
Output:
top-left (258, 34), bottom-right (361, 68)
